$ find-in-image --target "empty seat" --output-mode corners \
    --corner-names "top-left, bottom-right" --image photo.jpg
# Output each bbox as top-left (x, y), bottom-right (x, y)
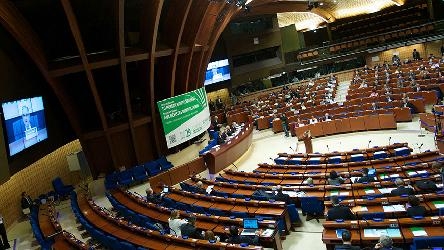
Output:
top-left (52, 177), bottom-right (74, 197)
top-left (132, 165), bottom-right (148, 182)
top-left (118, 170), bottom-right (133, 186)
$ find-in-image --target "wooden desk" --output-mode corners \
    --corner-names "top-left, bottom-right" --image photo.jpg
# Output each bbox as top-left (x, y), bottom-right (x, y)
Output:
top-left (401, 227), bottom-right (444, 243)
top-left (393, 107), bottom-right (412, 122)
top-left (398, 217), bottom-right (443, 244)
top-left (349, 116), bottom-right (366, 132)
top-left (272, 119), bottom-right (283, 133)
top-left (77, 194), bottom-right (173, 249)
top-left (38, 203), bottom-right (82, 250)
top-left (205, 124), bottom-right (254, 174)
top-left (149, 157), bottom-right (207, 193)
top-left (257, 116), bottom-right (271, 130)
top-left (322, 221), bottom-right (361, 247)
top-left (112, 190), bottom-right (280, 249)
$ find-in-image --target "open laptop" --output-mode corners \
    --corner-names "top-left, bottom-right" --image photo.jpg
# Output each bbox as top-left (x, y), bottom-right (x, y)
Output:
top-left (241, 218), bottom-right (258, 236)
top-left (160, 186), bottom-right (169, 197)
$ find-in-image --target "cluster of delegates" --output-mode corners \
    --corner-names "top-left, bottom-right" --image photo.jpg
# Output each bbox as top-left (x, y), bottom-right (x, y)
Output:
top-left (145, 181), bottom-right (285, 245)
top-left (251, 185), bottom-right (293, 204)
top-left (208, 96), bottom-right (225, 111)
top-left (244, 75), bottom-right (337, 126)
top-left (167, 210), bottom-right (260, 245)
top-left (324, 163), bottom-right (444, 250)
top-left (211, 116), bottom-right (243, 145)
top-left (335, 230), bottom-right (402, 250)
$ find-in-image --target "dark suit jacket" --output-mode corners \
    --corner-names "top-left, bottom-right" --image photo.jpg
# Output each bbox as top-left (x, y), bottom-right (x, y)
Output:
top-left (146, 194), bottom-right (161, 204)
top-left (274, 192), bottom-right (291, 204)
top-left (194, 187), bottom-right (206, 194)
top-left (180, 223), bottom-right (201, 239)
top-left (356, 176), bottom-right (374, 183)
top-left (228, 235), bottom-right (259, 245)
top-left (390, 186), bottom-right (414, 196)
top-left (334, 244), bottom-right (360, 250)
top-left (13, 115), bottom-right (39, 141)
top-left (21, 196), bottom-right (33, 209)
top-left (327, 205), bottom-right (357, 221)
top-left (407, 205), bottom-right (426, 217)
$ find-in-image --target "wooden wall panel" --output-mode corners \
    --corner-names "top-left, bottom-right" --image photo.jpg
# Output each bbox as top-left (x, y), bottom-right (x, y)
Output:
top-left (110, 130), bottom-right (137, 168)
top-left (365, 40), bottom-right (443, 67)
top-left (195, 1), bottom-right (225, 46)
top-left (0, 140), bottom-right (81, 230)
top-left (134, 124), bottom-right (155, 164)
top-left (225, 30), bottom-right (282, 56)
top-left (82, 136), bottom-right (113, 175)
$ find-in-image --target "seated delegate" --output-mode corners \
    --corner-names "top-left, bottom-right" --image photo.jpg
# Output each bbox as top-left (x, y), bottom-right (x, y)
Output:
top-left (334, 229), bottom-right (360, 250)
top-left (272, 185), bottom-right (292, 204)
top-left (328, 170), bottom-right (345, 185)
top-left (145, 187), bottom-right (162, 204)
top-left (406, 195), bottom-right (426, 217)
top-left (326, 196), bottom-right (356, 221)
top-left (390, 178), bottom-right (414, 197)
top-left (355, 168), bottom-right (375, 183)
top-left (226, 226), bottom-right (259, 245)
top-left (180, 215), bottom-right (202, 239)
top-left (168, 210), bottom-right (187, 236)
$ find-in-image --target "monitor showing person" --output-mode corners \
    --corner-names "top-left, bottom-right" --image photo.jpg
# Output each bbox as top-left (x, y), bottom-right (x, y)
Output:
top-left (13, 106), bottom-right (39, 141)
top-left (1, 97), bottom-right (48, 156)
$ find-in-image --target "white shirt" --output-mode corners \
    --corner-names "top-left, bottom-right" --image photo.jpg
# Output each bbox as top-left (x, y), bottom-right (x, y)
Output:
top-left (168, 218), bottom-right (187, 236)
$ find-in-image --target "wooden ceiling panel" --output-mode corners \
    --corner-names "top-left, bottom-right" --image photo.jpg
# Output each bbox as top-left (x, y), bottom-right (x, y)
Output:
top-left (246, 0), bottom-right (402, 30)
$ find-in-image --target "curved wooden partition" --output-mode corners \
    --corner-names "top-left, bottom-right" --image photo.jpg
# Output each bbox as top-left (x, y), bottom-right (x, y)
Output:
top-left (149, 157), bottom-right (206, 193)
top-left (204, 123), bottom-right (254, 174)
top-left (291, 113), bottom-right (397, 138)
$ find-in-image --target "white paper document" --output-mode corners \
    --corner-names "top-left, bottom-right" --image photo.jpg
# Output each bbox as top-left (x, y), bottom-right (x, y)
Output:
top-left (378, 188), bottom-right (396, 194)
top-left (383, 205), bottom-right (406, 212)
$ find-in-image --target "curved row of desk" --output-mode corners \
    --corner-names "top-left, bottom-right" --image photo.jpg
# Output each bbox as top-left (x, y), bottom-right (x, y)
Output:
top-left (201, 145), bottom-right (444, 250)
top-left (38, 203), bottom-right (88, 249)
top-left (322, 216), bottom-right (444, 249)
top-left (109, 189), bottom-right (283, 250)
top-left (148, 124), bottom-right (254, 190)
top-left (74, 191), bottom-right (266, 250)
top-left (276, 142), bottom-right (409, 158)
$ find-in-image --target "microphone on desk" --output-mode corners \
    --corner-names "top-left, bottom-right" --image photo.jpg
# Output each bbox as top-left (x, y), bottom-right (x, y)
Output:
top-left (367, 140), bottom-right (372, 148)
top-left (289, 146), bottom-right (295, 153)
top-left (269, 157), bottom-right (275, 164)
top-left (326, 145), bottom-right (330, 153)
top-left (361, 216), bottom-right (370, 226)
top-left (101, 206), bottom-right (113, 214)
top-left (231, 163), bottom-right (239, 171)
top-left (388, 137), bottom-right (392, 145)
top-left (418, 143), bottom-right (424, 153)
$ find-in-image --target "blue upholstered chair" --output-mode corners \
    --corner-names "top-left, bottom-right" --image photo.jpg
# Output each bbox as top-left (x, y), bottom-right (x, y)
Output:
top-left (52, 177), bottom-right (74, 197)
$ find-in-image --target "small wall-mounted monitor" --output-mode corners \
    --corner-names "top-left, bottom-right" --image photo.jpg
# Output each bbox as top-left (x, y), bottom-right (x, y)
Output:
top-left (1, 96), bottom-right (48, 156)
top-left (204, 59), bottom-right (231, 86)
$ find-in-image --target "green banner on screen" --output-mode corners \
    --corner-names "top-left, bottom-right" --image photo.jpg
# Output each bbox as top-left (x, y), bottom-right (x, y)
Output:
top-left (157, 87), bottom-right (211, 148)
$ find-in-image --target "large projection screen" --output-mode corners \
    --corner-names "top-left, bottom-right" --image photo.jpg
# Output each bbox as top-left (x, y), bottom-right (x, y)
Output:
top-left (157, 87), bottom-right (211, 148)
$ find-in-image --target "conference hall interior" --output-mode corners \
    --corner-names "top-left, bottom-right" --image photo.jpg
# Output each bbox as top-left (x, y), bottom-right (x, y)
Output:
top-left (1, 0), bottom-right (444, 249)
